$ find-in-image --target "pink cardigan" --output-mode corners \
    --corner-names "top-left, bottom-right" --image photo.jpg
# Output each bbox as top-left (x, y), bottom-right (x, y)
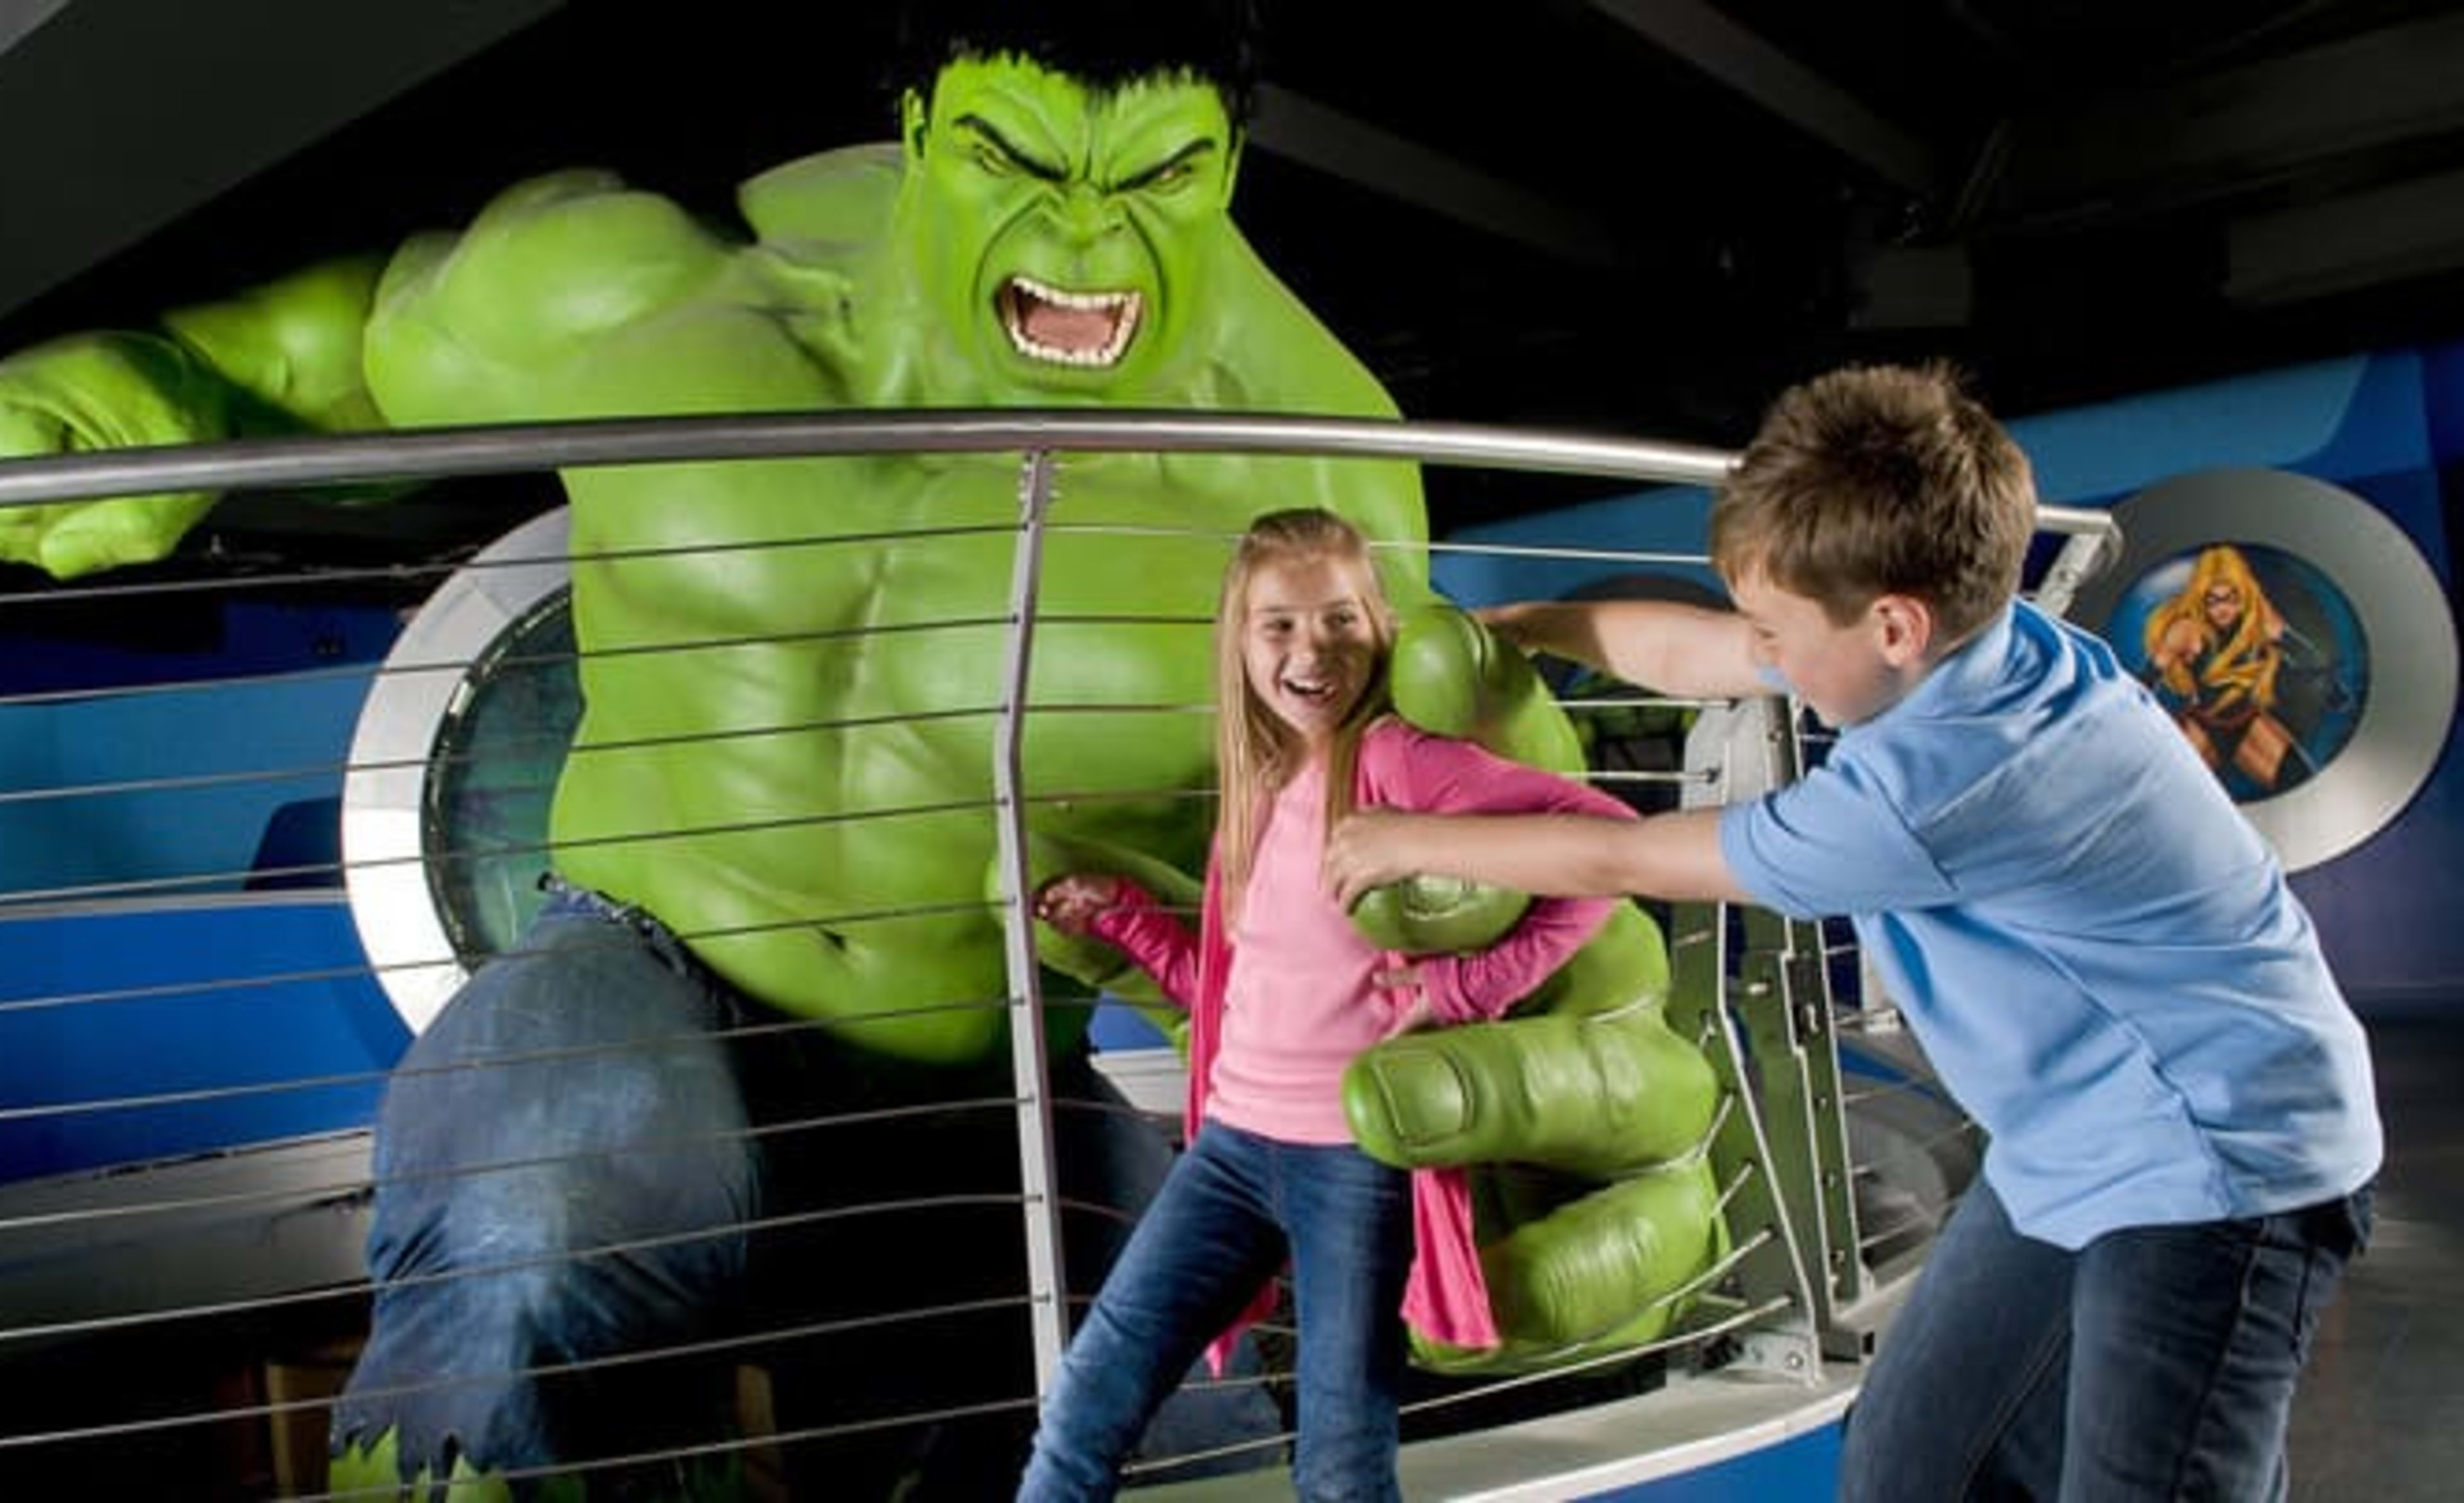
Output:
top-left (1089, 717), bottom-right (1632, 1359)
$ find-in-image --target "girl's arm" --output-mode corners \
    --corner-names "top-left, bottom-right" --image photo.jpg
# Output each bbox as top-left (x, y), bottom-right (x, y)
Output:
top-left (1410, 883), bottom-right (1614, 1024)
top-left (1038, 875), bottom-right (1202, 1009)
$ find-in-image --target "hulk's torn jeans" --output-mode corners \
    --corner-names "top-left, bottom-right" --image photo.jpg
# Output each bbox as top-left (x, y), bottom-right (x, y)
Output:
top-left (330, 881), bottom-right (1272, 1499)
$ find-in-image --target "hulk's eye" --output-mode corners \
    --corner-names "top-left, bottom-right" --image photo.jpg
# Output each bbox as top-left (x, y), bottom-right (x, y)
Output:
top-left (1118, 145), bottom-right (1211, 195)
top-left (952, 117), bottom-right (1065, 183)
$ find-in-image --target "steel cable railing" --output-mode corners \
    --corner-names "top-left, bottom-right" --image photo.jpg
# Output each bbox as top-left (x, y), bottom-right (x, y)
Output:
top-left (0, 411), bottom-right (2103, 1496)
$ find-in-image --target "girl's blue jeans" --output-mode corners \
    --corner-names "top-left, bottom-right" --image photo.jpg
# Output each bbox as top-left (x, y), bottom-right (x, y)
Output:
top-left (1838, 1177), bottom-right (2370, 1502)
top-left (1018, 1120), bottom-right (1414, 1502)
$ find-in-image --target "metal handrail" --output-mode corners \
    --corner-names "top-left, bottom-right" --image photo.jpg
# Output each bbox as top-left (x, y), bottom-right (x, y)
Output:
top-left (0, 408), bottom-right (1733, 503)
top-left (0, 408), bottom-right (2126, 558)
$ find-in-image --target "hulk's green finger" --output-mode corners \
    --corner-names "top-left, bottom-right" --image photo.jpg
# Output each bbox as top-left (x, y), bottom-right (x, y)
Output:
top-left (1343, 1002), bottom-right (1718, 1179)
top-left (1486, 1156), bottom-right (1724, 1348)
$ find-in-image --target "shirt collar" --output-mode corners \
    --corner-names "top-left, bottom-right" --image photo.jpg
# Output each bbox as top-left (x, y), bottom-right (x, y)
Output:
top-left (1854, 599), bottom-right (2023, 735)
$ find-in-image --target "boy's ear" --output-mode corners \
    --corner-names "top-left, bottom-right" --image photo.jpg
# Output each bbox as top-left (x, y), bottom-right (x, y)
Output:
top-left (1873, 593), bottom-right (1935, 665)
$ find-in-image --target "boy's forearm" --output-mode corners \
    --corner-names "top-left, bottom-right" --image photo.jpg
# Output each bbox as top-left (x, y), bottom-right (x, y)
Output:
top-left (1430, 814), bottom-right (1634, 897)
top-left (1482, 601), bottom-right (1609, 671)
top-left (1339, 808), bottom-right (1745, 906)
top-left (1487, 599), bottom-right (1763, 698)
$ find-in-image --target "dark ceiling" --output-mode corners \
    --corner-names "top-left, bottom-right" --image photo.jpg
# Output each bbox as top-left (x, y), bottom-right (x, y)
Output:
top-left (6, 0), bottom-right (2464, 545)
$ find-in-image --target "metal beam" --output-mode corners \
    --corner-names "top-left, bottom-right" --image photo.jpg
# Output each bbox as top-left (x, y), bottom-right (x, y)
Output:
top-left (0, 0), bottom-right (565, 323)
top-left (2003, 11), bottom-right (2464, 225)
top-left (1247, 83), bottom-right (1623, 268)
top-left (1584, 0), bottom-right (1936, 194)
top-left (2227, 164), bottom-right (2464, 307)
top-left (0, 0), bottom-right (73, 54)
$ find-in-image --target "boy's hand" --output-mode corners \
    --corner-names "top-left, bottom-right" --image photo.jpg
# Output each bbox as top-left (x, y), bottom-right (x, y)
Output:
top-left (1323, 809), bottom-right (1441, 910)
top-left (1469, 601), bottom-right (1541, 653)
top-left (1389, 601), bottom-right (1586, 770)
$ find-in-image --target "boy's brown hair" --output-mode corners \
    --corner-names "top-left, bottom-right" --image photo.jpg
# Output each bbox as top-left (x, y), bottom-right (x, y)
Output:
top-left (1709, 363), bottom-right (2037, 646)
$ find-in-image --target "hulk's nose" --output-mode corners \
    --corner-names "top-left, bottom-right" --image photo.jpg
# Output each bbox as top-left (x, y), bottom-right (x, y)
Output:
top-left (1057, 184), bottom-right (1127, 245)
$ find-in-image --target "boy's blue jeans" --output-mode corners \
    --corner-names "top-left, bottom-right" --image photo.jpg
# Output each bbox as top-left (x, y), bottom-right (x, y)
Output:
top-left (1019, 1121), bottom-right (1414, 1503)
top-left (1838, 1178), bottom-right (2370, 1502)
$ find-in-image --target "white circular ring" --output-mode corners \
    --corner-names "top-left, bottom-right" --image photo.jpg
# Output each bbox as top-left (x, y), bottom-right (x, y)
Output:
top-left (341, 508), bottom-right (572, 1033)
top-left (2073, 468), bottom-right (2456, 873)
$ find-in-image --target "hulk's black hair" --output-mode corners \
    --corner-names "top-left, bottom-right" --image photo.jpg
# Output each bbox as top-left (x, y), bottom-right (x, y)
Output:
top-left (888, 0), bottom-right (1262, 127)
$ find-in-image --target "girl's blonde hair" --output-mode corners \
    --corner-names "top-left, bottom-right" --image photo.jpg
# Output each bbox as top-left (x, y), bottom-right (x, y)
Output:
top-left (1213, 508), bottom-right (1398, 921)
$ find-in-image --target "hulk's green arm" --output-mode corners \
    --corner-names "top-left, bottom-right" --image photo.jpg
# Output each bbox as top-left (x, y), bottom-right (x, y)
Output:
top-left (0, 254), bottom-right (393, 578)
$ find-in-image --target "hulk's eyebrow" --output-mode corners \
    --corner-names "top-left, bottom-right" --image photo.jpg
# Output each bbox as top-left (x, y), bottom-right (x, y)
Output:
top-left (953, 114), bottom-right (1066, 182)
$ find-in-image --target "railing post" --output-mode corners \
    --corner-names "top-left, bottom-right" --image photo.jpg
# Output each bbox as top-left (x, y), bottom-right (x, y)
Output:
top-left (996, 449), bottom-right (1072, 1396)
top-left (1719, 699), bottom-right (1865, 1336)
top-left (2032, 519), bottom-right (2125, 620)
top-left (1670, 697), bottom-right (1829, 1383)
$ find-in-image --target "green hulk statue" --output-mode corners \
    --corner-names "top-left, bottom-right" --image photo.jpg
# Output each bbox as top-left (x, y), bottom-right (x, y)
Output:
top-left (0, 3), bottom-right (1720, 1495)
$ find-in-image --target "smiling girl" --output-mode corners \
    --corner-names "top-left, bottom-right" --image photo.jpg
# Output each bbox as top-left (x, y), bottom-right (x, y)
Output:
top-left (1016, 508), bottom-right (1635, 1501)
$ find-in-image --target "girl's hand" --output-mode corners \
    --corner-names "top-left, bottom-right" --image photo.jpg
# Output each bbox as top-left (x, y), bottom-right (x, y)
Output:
top-left (1034, 872), bottom-right (1127, 936)
top-left (1376, 965), bottom-right (1433, 1037)
top-left (1030, 872), bottom-right (1128, 931)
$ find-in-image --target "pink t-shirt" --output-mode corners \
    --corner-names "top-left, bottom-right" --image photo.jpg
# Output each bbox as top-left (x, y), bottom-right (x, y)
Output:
top-left (1210, 761), bottom-right (1396, 1143)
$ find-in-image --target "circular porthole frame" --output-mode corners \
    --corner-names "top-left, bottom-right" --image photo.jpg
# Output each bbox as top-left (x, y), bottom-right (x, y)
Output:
top-left (2071, 468), bottom-right (2456, 873)
top-left (341, 508), bottom-right (573, 1033)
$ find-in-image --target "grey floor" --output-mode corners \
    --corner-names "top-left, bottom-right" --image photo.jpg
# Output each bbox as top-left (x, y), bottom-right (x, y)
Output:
top-left (2286, 1009), bottom-right (2464, 1501)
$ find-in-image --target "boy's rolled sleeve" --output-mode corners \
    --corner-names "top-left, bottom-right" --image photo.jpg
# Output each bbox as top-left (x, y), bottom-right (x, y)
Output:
top-left (1720, 762), bottom-right (1953, 918)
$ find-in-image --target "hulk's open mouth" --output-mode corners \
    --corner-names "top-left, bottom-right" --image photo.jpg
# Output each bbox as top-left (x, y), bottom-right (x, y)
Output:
top-left (998, 275), bottom-right (1142, 368)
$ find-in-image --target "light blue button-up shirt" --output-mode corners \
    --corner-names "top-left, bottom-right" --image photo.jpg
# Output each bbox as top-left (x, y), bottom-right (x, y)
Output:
top-left (1721, 599), bottom-right (2382, 1248)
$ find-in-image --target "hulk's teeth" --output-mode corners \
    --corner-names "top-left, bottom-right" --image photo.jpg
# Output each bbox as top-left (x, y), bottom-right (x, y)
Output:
top-left (1002, 276), bottom-right (1142, 367)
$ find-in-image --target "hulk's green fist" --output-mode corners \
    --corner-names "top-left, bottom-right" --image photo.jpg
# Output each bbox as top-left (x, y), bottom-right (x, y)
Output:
top-left (1351, 603), bottom-right (1728, 1373)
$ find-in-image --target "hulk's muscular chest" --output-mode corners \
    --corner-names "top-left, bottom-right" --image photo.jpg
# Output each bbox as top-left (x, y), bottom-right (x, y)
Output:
top-left (550, 450), bottom-right (1242, 889)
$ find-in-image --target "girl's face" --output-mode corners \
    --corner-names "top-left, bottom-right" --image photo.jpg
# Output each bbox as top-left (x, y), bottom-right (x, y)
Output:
top-left (1240, 554), bottom-right (1382, 748)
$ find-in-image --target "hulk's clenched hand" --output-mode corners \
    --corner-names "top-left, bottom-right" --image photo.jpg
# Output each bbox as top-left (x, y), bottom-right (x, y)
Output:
top-left (1359, 603), bottom-right (1724, 1370)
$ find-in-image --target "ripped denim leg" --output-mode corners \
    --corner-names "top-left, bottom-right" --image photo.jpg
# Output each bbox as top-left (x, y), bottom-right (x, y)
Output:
top-left (330, 893), bottom-right (753, 1497)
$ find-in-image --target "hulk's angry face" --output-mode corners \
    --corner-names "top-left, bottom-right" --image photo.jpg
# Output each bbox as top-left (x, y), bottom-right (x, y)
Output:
top-left (898, 56), bottom-right (1241, 399)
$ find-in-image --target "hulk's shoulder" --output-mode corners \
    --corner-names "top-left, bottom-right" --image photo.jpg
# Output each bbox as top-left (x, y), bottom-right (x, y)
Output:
top-left (373, 167), bottom-right (739, 355)
top-left (1202, 227), bottom-right (1401, 418)
top-left (737, 144), bottom-right (903, 252)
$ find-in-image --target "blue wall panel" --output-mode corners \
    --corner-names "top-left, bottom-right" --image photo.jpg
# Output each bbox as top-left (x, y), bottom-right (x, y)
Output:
top-left (0, 897), bottom-right (408, 1181)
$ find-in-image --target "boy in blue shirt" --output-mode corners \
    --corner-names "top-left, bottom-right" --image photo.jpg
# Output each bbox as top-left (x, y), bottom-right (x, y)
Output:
top-left (1322, 363), bottom-right (2381, 1500)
